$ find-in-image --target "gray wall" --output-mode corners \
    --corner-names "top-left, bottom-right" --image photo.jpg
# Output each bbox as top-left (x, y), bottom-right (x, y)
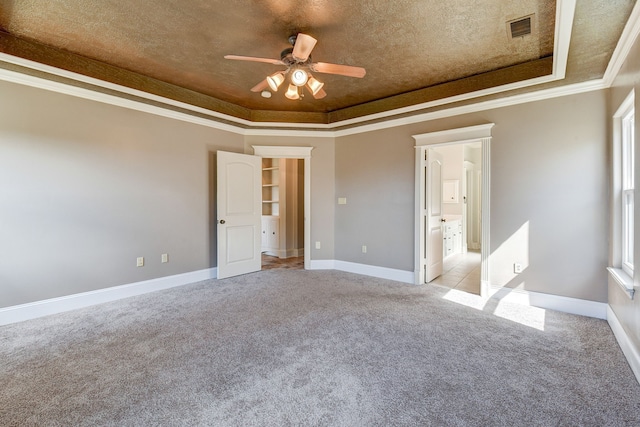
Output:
top-left (0, 81), bottom-right (244, 308)
top-left (335, 128), bottom-right (416, 270)
top-left (0, 66), bottom-right (611, 309)
top-left (336, 90), bottom-right (609, 302)
top-left (608, 27), bottom-right (640, 356)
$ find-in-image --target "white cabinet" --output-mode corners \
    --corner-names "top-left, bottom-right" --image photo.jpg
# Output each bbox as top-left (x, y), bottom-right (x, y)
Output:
top-left (261, 216), bottom-right (279, 255)
top-left (443, 220), bottom-right (462, 258)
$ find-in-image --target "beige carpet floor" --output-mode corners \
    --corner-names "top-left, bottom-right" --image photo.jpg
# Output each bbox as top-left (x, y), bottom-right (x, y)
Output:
top-left (1, 269), bottom-right (639, 426)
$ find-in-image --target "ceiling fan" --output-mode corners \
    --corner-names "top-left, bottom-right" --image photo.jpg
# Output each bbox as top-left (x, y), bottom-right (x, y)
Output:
top-left (224, 33), bottom-right (366, 100)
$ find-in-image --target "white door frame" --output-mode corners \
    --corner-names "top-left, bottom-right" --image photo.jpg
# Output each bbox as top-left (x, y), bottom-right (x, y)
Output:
top-left (413, 124), bottom-right (494, 297)
top-left (252, 145), bottom-right (313, 270)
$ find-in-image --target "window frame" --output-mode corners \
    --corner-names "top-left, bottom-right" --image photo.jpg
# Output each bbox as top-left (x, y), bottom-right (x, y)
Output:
top-left (621, 107), bottom-right (635, 277)
top-left (610, 89), bottom-right (635, 298)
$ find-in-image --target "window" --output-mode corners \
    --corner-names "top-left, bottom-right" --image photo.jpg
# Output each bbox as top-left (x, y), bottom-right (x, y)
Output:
top-left (609, 89), bottom-right (635, 299)
top-left (621, 107), bottom-right (634, 277)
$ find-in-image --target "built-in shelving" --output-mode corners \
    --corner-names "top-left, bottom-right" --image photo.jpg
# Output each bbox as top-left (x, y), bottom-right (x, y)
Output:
top-left (261, 158), bottom-right (279, 216)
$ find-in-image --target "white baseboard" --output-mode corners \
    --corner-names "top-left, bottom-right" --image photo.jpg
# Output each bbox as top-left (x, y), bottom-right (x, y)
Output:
top-left (0, 268), bottom-right (217, 326)
top-left (334, 261), bottom-right (414, 284)
top-left (308, 259), bottom-right (336, 270)
top-left (308, 259), bottom-right (413, 284)
top-left (487, 286), bottom-right (607, 319)
top-left (607, 305), bottom-right (640, 385)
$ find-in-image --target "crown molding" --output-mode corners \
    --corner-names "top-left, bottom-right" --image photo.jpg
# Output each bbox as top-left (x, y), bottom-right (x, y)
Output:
top-left (334, 79), bottom-right (605, 137)
top-left (552, 0), bottom-right (576, 78)
top-left (603, 0), bottom-right (640, 86)
top-left (0, 56), bottom-right (250, 135)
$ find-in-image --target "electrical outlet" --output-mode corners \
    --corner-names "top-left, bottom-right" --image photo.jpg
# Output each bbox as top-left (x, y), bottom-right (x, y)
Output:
top-left (315, 241), bottom-right (321, 249)
top-left (161, 253), bottom-right (168, 263)
top-left (514, 263), bottom-right (523, 274)
top-left (137, 257), bottom-right (144, 267)
top-left (362, 245), bottom-right (367, 253)
top-left (338, 197), bottom-right (347, 205)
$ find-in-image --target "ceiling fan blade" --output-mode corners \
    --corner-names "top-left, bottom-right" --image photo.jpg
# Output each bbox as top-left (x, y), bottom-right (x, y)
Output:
top-left (292, 33), bottom-right (317, 62)
top-left (311, 62), bottom-right (366, 78)
top-left (224, 55), bottom-right (284, 65)
top-left (250, 79), bottom-right (269, 92)
top-left (313, 88), bottom-right (327, 99)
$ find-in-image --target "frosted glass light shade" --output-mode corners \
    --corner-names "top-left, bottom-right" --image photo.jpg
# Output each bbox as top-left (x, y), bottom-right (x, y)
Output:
top-left (267, 72), bottom-right (285, 91)
top-left (285, 84), bottom-right (300, 100)
top-left (291, 69), bottom-right (308, 86)
top-left (307, 76), bottom-right (324, 96)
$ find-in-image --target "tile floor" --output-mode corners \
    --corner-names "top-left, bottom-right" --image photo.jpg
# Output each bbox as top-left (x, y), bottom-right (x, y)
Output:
top-left (429, 250), bottom-right (481, 295)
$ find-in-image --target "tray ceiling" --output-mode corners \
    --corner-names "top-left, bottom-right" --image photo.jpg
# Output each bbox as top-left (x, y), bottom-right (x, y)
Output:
top-left (0, 0), bottom-right (634, 125)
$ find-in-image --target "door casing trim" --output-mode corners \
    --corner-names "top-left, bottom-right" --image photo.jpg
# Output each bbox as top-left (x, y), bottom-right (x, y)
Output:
top-left (413, 124), bottom-right (493, 296)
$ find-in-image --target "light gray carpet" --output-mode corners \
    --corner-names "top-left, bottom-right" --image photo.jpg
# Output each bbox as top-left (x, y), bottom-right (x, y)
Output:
top-left (1, 270), bottom-right (639, 426)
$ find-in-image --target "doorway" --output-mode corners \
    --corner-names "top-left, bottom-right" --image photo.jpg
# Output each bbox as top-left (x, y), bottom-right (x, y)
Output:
top-left (413, 124), bottom-right (493, 297)
top-left (430, 143), bottom-right (482, 294)
top-left (260, 157), bottom-right (305, 270)
top-left (252, 145), bottom-right (313, 271)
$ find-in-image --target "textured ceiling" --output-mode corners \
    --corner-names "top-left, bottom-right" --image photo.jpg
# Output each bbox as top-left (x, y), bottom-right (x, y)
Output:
top-left (0, 0), bottom-right (634, 125)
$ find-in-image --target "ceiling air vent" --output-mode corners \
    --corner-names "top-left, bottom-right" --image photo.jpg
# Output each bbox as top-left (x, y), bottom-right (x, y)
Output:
top-left (508, 15), bottom-right (534, 39)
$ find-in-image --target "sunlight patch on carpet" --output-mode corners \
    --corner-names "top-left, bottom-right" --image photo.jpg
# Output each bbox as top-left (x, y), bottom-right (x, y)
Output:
top-left (442, 288), bottom-right (546, 331)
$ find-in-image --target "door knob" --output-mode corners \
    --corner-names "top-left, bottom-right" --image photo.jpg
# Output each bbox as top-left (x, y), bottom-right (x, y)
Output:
top-left (219, 219), bottom-right (226, 224)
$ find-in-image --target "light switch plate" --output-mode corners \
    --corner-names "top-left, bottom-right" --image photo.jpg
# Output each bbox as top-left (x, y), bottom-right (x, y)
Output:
top-left (338, 197), bottom-right (347, 205)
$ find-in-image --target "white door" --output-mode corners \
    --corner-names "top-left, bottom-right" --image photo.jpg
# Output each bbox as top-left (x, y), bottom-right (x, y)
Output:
top-left (425, 149), bottom-right (444, 282)
top-left (217, 151), bottom-right (262, 279)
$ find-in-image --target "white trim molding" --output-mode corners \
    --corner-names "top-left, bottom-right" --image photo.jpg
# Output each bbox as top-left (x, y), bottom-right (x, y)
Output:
top-left (333, 261), bottom-right (414, 284)
top-left (412, 123), bottom-right (495, 146)
top-left (251, 145), bottom-right (313, 158)
top-left (0, 268), bottom-right (217, 326)
top-left (487, 286), bottom-right (607, 319)
top-left (307, 259), bottom-right (414, 284)
top-left (603, 0), bottom-right (640, 86)
top-left (608, 267), bottom-right (635, 300)
top-left (308, 259), bottom-right (336, 270)
top-left (607, 305), bottom-right (640, 385)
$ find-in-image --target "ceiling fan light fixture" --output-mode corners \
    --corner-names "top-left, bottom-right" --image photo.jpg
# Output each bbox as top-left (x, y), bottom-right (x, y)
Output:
top-left (266, 72), bottom-right (285, 91)
top-left (225, 33), bottom-right (366, 102)
top-left (290, 68), bottom-right (308, 87)
top-left (285, 84), bottom-right (300, 100)
top-left (307, 76), bottom-right (324, 96)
